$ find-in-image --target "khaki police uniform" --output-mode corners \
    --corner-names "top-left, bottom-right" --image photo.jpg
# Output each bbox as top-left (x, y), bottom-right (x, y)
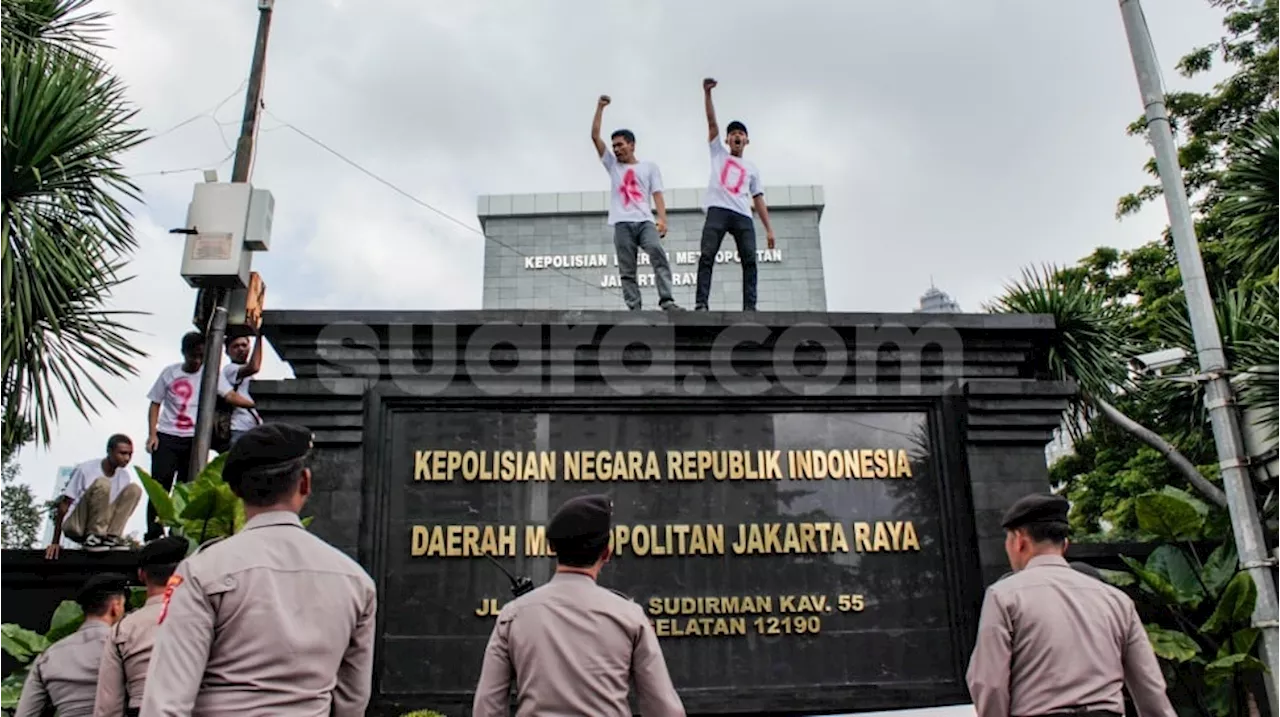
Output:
top-left (472, 494), bottom-right (685, 717)
top-left (94, 595), bottom-right (163, 717)
top-left (966, 494), bottom-right (1176, 717)
top-left (95, 536), bottom-right (188, 717)
top-left (139, 511), bottom-right (377, 716)
top-left (140, 421), bottom-right (377, 717)
top-left (17, 573), bottom-right (131, 717)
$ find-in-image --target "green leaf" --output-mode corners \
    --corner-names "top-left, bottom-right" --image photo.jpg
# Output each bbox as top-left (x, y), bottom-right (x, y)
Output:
top-left (1134, 487), bottom-right (1207, 541)
top-left (195, 452), bottom-right (227, 487)
top-left (128, 586), bottom-right (148, 611)
top-left (171, 481), bottom-right (190, 519)
top-left (1144, 624), bottom-right (1201, 663)
top-left (1145, 545), bottom-right (1205, 608)
top-left (301, 515), bottom-right (314, 529)
top-left (136, 467), bottom-right (175, 525)
top-left (233, 494), bottom-right (246, 532)
top-left (1121, 555), bottom-right (1181, 605)
top-left (1202, 572), bottom-right (1258, 635)
top-left (1217, 628), bottom-right (1260, 660)
top-left (1099, 568), bottom-right (1136, 587)
top-left (1, 671), bottom-right (27, 709)
top-left (1201, 542), bottom-right (1238, 597)
top-left (1205, 652), bottom-right (1267, 685)
top-left (44, 600), bottom-right (83, 642)
top-left (1, 624), bottom-right (48, 662)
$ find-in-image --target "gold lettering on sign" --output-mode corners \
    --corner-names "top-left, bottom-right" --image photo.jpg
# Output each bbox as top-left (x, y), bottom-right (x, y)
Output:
top-left (730, 522), bottom-right (851, 555)
top-left (852, 521), bottom-right (920, 552)
top-left (410, 525), bottom-right (517, 557)
top-left (785, 449), bottom-right (913, 480)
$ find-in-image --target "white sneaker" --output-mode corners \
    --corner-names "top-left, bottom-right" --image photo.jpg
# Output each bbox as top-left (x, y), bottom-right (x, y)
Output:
top-left (82, 535), bottom-right (109, 552)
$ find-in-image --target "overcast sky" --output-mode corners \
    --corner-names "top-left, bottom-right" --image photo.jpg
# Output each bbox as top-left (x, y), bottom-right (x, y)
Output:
top-left (16, 0), bottom-right (1227, 680)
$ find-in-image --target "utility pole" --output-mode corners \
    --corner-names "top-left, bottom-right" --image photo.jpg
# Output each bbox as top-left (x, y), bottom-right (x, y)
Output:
top-left (1119, 1), bottom-right (1278, 712)
top-left (189, 0), bottom-right (275, 479)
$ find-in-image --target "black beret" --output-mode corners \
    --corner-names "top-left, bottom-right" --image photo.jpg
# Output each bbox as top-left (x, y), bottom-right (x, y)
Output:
top-left (224, 423), bottom-right (313, 483)
top-left (548, 494), bottom-right (613, 541)
top-left (75, 573), bottom-right (130, 606)
top-left (1070, 561), bottom-right (1104, 582)
top-left (1001, 493), bottom-right (1070, 530)
top-left (138, 536), bottom-right (188, 568)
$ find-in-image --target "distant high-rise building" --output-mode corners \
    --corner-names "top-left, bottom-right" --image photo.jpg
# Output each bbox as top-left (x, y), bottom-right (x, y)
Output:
top-left (916, 284), bottom-right (961, 313)
top-left (41, 466), bottom-right (74, 546)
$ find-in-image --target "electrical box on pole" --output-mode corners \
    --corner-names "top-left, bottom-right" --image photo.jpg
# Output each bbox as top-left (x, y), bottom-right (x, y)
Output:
top-left (178, 182), bottom-right (274, 289)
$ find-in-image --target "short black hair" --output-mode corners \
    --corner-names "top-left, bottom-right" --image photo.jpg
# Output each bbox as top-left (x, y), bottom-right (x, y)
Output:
top-left (181, 331), bottom-right (204, 355)
top-left (550, 533), bottom-right (610, 568)
top-left (77, 574), bottom-right (130, 616)
top-left (610, 129), bottom-right (635, 145)
top-left (224, 324), bottom-right (256, 347)
top-left (726, 120), bottom-right (748, 136)
top-left (230, 457), bottom-right (307, 507)
top-left (106, 434), bottom-right (132, 453)
top-left (142, 562), bottom-right (179, 585)
top-left (1019, 521), bottom-right (1070, 545)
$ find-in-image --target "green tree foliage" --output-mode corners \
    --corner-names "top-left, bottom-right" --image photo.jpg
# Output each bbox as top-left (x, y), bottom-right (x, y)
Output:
top-left (996, 1), bottom-right (1278, 541)
top-left (1102, 488), bottom-right (1265, 715)
top-left (1, 599), bottom-right (85, 709)
top-left (0, 0), bottom-right (147, 457)
top-left (0, 460), bottom-right (41, 549)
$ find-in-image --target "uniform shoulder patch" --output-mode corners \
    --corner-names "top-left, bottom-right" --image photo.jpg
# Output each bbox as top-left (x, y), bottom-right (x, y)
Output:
top-left (157, 574), bottom-right (184, 625)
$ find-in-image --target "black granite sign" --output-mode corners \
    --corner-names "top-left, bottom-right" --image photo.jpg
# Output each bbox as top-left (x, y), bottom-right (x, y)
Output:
top-left (368, 405), bottom-right (981, 714)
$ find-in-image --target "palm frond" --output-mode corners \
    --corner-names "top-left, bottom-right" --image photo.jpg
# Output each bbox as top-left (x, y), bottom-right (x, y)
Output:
top-left (0, 0), bottom-right (111, 56)
top-left (1217, 110), bottom-right (1279, 282)
top-left (1, 20), bottom-right (147, 452)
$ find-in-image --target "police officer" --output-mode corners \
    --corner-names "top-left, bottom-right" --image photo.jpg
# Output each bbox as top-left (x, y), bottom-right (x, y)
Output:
top-left (473, 494), bottom-right (685, 717)
top-left (16, 573), bottom-right (130, 717)
top-left (94, 536), bottom-right (188, 717)
top-left (139, 423), bottom-right (377, 716)
top-left (966, 493), bottom-right (1176, 717)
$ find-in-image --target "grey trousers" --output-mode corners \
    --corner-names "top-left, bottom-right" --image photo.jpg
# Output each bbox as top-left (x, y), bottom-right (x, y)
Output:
top-left (613, 221), bottom-right (675, 310)
top-left (63, 478), bottom-right (142, 541)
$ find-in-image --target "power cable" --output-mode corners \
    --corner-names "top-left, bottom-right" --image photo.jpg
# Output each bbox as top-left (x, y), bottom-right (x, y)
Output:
top-left (262, 110), bottom-right (619, 294)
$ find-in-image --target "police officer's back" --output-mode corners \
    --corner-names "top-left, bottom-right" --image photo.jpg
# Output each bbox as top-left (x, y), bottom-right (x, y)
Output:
top-left (473, 494), bottom-right (685, 717)
top-left (966, 494), bottom-right (1175, 717)
top-left (17, 573), bottom-right (130, 717)
top-left (94, 536), bottom-right (187, 717)
top-left (139, 423), bottom-right (378, 717)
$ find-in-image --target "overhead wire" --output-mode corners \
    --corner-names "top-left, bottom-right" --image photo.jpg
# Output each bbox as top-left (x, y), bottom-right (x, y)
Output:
top-left (261, 109), bottom-right (619, 294)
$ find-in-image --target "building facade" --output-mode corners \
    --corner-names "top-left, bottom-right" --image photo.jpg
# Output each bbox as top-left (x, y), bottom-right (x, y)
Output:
top-left (478, 186), bottom-right (827, 311)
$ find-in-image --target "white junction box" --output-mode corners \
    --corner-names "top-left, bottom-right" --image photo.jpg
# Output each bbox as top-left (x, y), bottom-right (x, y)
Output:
top-left (179, 183), bottom-right (274, 288)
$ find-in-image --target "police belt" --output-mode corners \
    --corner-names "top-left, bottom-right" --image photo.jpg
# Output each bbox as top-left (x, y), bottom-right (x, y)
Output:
top-left (125, 709), bottom-right (140, 717)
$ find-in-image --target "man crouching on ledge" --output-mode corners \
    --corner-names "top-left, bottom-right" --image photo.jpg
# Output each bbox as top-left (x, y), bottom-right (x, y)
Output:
top-left (472, 494), bottom-right (686, 716)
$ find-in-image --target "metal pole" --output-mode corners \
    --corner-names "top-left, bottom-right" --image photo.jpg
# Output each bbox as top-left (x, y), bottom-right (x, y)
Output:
top-left (1119, 1), bottom-right (1278, 712)
top-left (189, 0), bottom-right (274, 479)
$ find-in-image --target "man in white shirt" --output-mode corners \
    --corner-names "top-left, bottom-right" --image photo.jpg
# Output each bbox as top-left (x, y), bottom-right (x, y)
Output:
top-left (591, 94), bottom-right (683, 312)
top-left (145, 331), bottom-right (252, 539)
top-left (694, 78), bottom-right (776, 312)
top-left (218, 324), bottom-right (263, 447)
top-left (44, 435), bottom-right (140, 557)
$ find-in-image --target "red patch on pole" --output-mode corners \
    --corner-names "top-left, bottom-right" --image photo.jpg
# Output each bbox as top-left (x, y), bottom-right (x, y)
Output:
top-left (157, 575), bottom-right (184, 624)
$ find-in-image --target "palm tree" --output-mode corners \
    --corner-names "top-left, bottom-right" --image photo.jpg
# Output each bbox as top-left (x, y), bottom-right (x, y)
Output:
top-left (988, 267), bottom-right (1230, 509)
top-left (1, 0), bottom-right (147, 456)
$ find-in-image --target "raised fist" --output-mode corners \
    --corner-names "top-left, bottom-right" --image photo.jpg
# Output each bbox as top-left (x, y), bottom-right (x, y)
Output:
top-left (598, 95), bottom-right (611, 107)
top-left (703, 78), bottom-right (717, 91)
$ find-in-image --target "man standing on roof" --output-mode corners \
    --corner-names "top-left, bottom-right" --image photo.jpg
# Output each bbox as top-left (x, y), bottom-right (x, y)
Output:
top-left (694, 78), bottom-right (776, 312)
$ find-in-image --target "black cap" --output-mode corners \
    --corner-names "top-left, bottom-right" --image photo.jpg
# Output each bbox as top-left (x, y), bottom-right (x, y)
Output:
top-left (1070, 561), bottom-right (1104, 582)
top-left (1001, 493), bottom-right (1070, 531)
top-left (138, 536), bottom-right (188, 568)
top-left (224, 423), bottom-right (313, 484)
top-left (726, 120), bottom-right (748, 136)
top-left (75, 573), bottom-right (130, 607)
top-left (548, 494), bottom-right (613, 541)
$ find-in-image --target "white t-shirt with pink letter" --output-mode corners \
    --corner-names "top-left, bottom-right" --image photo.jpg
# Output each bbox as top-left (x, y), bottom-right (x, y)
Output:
top-left (704, 138), bottom-right (762, 218)
top-left (147, 363), bottom-right (203, 438)
top-left (602, 151), bottom-right (663, 226)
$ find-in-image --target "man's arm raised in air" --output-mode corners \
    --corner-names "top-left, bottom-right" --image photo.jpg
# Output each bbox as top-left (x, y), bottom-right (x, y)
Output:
top-left (592, 95), bottom-right (611, 158)
top-left (703, 78), bottom-right (719, 142)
